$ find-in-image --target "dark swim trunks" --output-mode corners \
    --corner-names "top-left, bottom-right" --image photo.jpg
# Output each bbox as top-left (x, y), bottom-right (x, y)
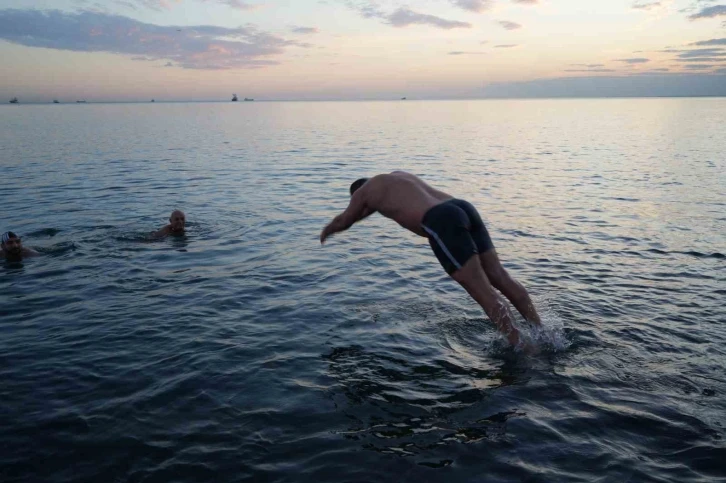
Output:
top-left (421, 199), bottom-right (495, 275)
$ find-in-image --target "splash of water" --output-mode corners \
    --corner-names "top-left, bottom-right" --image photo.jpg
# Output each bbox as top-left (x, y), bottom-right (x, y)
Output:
top-left (515, 297), bottom-right (570, 353)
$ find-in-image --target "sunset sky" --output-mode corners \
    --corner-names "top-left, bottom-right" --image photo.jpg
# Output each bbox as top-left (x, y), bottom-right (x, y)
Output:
top-left (0, 0), bottom-right (725, 101)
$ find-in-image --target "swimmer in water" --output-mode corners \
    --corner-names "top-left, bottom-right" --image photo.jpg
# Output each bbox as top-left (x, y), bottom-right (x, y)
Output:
top-left (1, 231), bottom-right (40, 261)
top-left (320, 171), bottom-right (541, 347)
top-left (152, 210), bottom-right (186, 238)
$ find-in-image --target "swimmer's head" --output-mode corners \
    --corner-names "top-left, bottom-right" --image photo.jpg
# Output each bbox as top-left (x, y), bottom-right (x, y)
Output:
top-left (1, 231), bottom-right (22, 255)
top-left (169, 210), bottom-right (186, 233)
top-left (350, 178), bottom-right (369, 196)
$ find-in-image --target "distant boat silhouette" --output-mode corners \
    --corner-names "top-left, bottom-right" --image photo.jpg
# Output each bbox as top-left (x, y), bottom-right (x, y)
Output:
top-left (401, 97), bottom-right (407, 100)
top-left (232, 94), bottom-right (238, 102)
top-left (76, 100), bottom-right (87, 103)
top-left (9, 97), bottom-right (18, 104)
top-left (151, 99), bottom-right (155, 103)
top-left (244, 98), bottom-right (254, 102)
top-left (53, 100), bottom-right (59, 104)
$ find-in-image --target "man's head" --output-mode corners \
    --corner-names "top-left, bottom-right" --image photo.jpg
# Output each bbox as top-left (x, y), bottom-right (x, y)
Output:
top-left (169, 210), bottom-right (186, 233)
top-left (1, 231), bottom-right (22, 256)
top-left (350, 178), bottom-right (369, 196)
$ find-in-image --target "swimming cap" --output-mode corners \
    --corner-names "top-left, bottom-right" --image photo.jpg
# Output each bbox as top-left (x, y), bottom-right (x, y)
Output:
top-left (2, 232), bottom-right (18, 244)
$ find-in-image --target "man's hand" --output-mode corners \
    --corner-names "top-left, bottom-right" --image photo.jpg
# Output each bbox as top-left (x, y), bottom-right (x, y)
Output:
top-left (320, 218), bottom-right (342, 244)
top-left (320, 224), bottom-right (332, 244)
top-left (320, 189), bottom-right (373, 245)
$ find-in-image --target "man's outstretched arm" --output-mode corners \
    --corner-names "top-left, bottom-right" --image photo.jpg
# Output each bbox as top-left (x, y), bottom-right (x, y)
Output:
top-left (320, 191), bottom-right (374, 244)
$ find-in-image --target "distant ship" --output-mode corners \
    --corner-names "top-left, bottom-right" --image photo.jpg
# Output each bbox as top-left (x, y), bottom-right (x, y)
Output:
top-left (401, 97), bottom-right (407, 100)
top-left (53, 100), bottom-right (59, 104)
top-left (151, 99), bottom-right (155, 103)
top-left (244, 98), bottom-right (254, 102)
top-left (232, 94), bottom-right (238, 102)
top-left (76, 100), bottom-right (87, 103)
top-left (9, 97), bottom-right (18, 104)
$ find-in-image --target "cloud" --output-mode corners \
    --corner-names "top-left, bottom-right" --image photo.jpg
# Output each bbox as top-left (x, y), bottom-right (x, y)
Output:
top-left (565, 64), bottom-right (615, 72)
top-left (0, 9), bottom-right (299, 70)
top-left (564, 69), bottom-right (616, 72)
top-left (689, 5), bottom-right (726, 20)
top-left (675, 57), bottom-right (726, 62)
top-left (495, 44), bottom-right (518, 48)
top-left (691, 38), bottom-right (726, 45)
top-left (126, 0), bottom-right (260, 10)
top-left (448, 51), bottom-right (486, 55)
top-left (676, 47), bottom-right (726, 58)
top-left (628, 68), bottom-right (671, 74)
top-left (716, 67), bottom-right (726, 73)
top-left (116, 0), bottom-right (179, 11)
top-left (345, 0), bottom-right (385, 19)
top-left (290, 26), bottom-right (319, 34)
top-left (632, 1), bottom-right (662, 10)
top-left (450, 0), bottom-right (493, 12)
top-left (498, 20), bottom-right (522, 30)
top-left (344, 3), bottom-right (471, 29)
top-left (656, 42), bottom-right (726, 69)
top-left (388, 8), bottom-right (471, 29)
top-left (207, 0), bottom-right (258, 9)
top-left (615, 57), bottom-right (650, 63)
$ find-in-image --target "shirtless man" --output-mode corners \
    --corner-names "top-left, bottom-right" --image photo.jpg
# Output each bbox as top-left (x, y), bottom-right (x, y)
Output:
top-left (1, 231), bottom-right (40, 261)
top-left (320, 171), bottom-right (541, 346)
top-left (152, 210), bottom-right (186, 238)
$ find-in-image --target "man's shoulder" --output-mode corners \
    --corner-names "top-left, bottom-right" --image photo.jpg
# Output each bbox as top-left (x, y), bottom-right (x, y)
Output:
top-left (151, 225), bottom-right (171, 238)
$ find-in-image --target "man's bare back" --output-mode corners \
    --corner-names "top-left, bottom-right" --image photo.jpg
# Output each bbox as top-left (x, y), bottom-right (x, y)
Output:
top-left (365, 171), bottom-right (454, 236)
top-left (321, 172), bottom-right (452, 240)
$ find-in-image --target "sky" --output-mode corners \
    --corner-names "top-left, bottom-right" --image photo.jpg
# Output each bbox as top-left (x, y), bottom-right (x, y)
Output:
top-left (0, 0), bottom-right (724, 101)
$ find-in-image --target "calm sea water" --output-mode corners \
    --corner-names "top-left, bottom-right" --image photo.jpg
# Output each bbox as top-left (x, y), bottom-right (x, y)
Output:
top-left (1, 99), bottom-right (724, 482)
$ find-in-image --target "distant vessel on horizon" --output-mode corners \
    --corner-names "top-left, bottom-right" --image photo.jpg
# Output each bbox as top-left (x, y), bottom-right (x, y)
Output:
top-left (53, 100), bottom-right (59, 104)
top-left (9, 97), bottom-right (18, 104)
top-left (244, 98), bottom-right (254, 102)
top-left (401, 97), bottom-right (407, 100)
top-left (76, 100), bottom-right (87, 103)
top-left (232, 94), bottom-right (238, 102)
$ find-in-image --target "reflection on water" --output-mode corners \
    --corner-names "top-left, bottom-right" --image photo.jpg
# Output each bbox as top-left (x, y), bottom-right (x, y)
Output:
top-left (325, 342), bottom-right (532, 457)
top-left (0, 99), bottom-right (724, 482)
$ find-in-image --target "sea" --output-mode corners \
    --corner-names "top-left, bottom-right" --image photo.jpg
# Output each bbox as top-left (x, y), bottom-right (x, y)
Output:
top-left (1, 99), bottom-right (724, 482)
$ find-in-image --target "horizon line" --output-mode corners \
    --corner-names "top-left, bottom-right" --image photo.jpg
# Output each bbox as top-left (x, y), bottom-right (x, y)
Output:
top-left (5, 95), bottom-right (726, 105)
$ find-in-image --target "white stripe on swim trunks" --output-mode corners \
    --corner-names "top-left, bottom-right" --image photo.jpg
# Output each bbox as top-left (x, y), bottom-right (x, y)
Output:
top-left (422, 225), bottom-right (462, 270)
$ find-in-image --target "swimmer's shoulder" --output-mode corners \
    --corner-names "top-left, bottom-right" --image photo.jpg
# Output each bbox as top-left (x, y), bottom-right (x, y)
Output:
top-left (151, 225), bottom-right (171, 238)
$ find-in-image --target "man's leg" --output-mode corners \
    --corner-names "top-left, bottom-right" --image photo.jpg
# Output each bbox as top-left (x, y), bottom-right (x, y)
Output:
top-left (451, 256), bottom-right (521, 346)
top-left (479, 249), bottom-right (541, 324)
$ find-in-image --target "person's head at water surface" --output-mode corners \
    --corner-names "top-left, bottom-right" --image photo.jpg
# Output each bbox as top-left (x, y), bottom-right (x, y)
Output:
top-left (169, 210), bottom-right (186, 233)
top-left (152, 210), bottom-right (186, 238)
top-left (1, 231), bottom-right (23, 256)
top-left (0, 231), bottom-right (37, 260)
top-left (350, 178), bottom-right (369, 196)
